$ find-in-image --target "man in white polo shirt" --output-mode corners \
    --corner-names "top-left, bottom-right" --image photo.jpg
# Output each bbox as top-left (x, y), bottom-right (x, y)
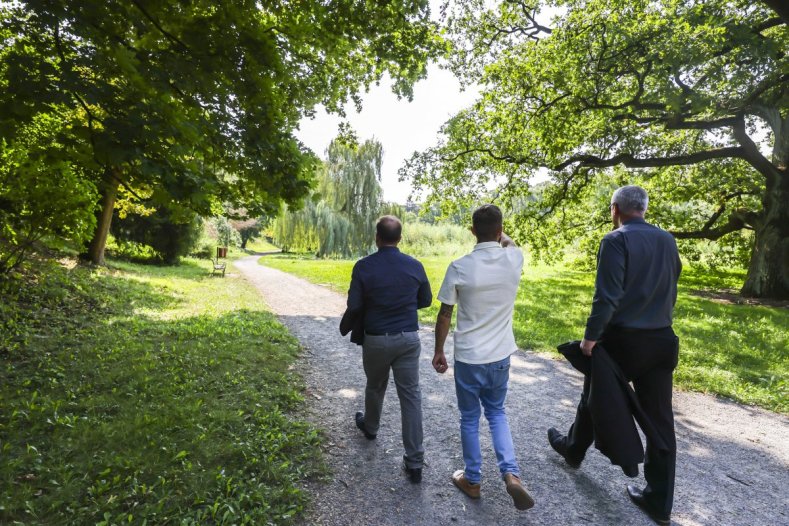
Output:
top-left (432, 204), bottom-right (534, 511)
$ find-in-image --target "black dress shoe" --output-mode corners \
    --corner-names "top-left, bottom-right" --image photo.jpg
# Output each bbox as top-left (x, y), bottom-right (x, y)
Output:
top-left (402, 462), bottom-right (422, 483)
top-left (354, 412), bottom-right (376, 440)
top-left (547, 428), bottom-right (581, 468)
top-left (627, 485), bottom-right (670, 525)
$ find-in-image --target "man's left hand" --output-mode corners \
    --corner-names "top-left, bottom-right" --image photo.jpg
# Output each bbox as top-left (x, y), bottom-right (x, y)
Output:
top-left (580, 338), bottom-right (596, 357)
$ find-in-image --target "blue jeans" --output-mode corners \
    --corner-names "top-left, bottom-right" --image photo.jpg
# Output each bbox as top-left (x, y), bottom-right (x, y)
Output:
top-left (454, 356), bottom-right (519, 484)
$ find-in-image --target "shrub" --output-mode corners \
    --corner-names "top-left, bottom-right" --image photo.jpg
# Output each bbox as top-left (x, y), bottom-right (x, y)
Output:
top-left (400, 221), bottom-right (474, 257)
top-left (213, 217), bottom-right (242, 248)
top-left (111, 207), bottom-right (203, 264)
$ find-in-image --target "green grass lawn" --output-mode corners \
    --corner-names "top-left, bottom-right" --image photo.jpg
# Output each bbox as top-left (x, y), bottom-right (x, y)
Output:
top-left (261, 253), bottom-right (788, 414)
top-left (243, 238), bottom-right (281, 253)
top-left (0, 256), bottom-right (323, 525)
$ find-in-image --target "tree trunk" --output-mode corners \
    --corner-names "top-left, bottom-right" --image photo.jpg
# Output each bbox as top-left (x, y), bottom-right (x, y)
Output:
top-left (741, 173), bottom-right (789, 299)
top-left (86, 168), bottom-right (120, 265)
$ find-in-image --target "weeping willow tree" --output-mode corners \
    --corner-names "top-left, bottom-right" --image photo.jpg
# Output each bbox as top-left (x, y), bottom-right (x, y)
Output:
top-left (274, 138), bottom-right (384, 257)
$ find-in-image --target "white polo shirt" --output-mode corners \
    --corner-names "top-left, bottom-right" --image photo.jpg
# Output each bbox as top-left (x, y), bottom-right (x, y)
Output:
top-left (437, 241), bottom-right (523, 364)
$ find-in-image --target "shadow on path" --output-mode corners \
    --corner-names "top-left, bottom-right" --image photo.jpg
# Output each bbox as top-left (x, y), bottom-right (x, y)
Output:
top-left (235, 256), bottom-right (789, 526)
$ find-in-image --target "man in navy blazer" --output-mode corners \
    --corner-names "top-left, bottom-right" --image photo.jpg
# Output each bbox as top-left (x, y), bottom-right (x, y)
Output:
top-left (341, 216), bottom-right (432, 483)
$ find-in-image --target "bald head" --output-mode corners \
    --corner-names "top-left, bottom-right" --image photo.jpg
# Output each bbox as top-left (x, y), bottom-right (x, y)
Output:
top-left (376, 215), bottom-right (402, 246)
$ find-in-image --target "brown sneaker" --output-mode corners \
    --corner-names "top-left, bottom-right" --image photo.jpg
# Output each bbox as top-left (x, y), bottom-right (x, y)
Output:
top-left (504, 473), bottom-right (535, 510)
top-left (451, 470), bottom-right (480, 499)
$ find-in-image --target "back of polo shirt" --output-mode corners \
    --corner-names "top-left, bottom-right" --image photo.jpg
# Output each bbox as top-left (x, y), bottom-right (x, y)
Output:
top-left (437, 242), bottom-right (523, 364)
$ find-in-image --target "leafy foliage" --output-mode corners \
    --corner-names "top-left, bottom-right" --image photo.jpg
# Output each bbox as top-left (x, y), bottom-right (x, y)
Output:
top-left (231, 217), bottom-right (267, 249)
top-left (403, 0), bottom-right (789, 297)
top-left (213, 216), bottom-right (242, 249)
top-left (111, 206), bottom-right (203, 264)
top-left (1, 0), bottom-right (441, 263)
top-left (0, 111), bottom-right (97, 273)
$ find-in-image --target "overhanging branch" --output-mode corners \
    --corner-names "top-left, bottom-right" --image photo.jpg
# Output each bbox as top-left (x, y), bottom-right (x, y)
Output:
top-left (552, 147), bottom-right (746, 171)
top-left (669, 213), bottom-right (750, 240)
top-left (732, 115), bottom-right (780, 185)
top-left (130, 0), bottom-right (191, 52)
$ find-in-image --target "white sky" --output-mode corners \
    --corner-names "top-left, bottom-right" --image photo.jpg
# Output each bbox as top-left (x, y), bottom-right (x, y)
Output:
top-left (295, 65), bottom-right (478, 205)
top-left (295, 0), bottom-right (483, 205)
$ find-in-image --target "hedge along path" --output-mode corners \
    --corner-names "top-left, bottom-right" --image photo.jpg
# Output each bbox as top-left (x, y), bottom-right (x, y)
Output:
top-left (234, 255), bottom-right (789, 526)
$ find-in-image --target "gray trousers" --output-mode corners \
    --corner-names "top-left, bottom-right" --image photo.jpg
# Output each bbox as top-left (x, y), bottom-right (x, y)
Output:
top-left (362, 331), bottom-right (424, 468)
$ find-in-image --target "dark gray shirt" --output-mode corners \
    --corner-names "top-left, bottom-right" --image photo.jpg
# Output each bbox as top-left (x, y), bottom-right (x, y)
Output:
top-left (585, 218), bottom-right (681, 340)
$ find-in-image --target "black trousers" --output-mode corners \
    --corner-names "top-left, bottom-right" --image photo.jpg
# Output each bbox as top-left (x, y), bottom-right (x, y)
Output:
top-left (565, 327), bottom-right (679, 517)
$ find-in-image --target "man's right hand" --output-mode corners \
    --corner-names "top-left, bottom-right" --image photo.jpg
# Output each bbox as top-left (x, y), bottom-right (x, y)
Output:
top-left (500, 232), bottom-right (516, 247)
top-left (433, 351), bottom-right (448, 374)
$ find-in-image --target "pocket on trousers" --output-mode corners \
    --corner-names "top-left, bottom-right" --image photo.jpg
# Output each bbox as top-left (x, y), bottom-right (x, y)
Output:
top-left (493, 357), bottom-right (511, 371)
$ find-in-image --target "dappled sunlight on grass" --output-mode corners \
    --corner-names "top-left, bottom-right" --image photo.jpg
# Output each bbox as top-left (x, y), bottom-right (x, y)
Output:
top-left (0, 256), bottom-right (324, 524)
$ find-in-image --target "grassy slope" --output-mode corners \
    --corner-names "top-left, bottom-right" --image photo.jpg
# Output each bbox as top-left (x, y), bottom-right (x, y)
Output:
top-left (0, 257), bottom-right (322, 525)
top-left (261, 254), bottom-right (788, 413)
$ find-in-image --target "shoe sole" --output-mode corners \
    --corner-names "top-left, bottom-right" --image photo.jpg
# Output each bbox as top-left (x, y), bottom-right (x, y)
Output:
top-left (506, 484), bottom-right (535, 511)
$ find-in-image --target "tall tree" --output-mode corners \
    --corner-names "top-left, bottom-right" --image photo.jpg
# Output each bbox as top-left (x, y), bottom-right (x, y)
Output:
top-left (1, 0), bottom-right (439, 264)
top-left (403, 0), bottom-right (789, 298)
top-left (275, 137), bottom-right (385, 257)
top-left (321, 139), bottom-right (385, 255)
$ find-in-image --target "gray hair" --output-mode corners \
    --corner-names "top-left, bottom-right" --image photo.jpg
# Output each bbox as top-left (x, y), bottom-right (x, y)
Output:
top-left (611, 185), bottom-right (648, 214)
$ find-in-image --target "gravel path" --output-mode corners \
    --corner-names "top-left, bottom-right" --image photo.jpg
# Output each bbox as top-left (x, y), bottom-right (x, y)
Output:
top-left (234, 256), bottom-right (789, 526)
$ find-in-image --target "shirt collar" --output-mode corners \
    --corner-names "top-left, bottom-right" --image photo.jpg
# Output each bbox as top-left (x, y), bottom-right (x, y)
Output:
top-left (377, 245), bottom-right (400, 253)
top-left (622, 217), bottom-right (647, 225)
top-left (472, 241), bottom-right (501, 251)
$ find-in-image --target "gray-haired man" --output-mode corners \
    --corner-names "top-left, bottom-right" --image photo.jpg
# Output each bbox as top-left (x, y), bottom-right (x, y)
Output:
top-left (548, 186), bottom-right (681, 525)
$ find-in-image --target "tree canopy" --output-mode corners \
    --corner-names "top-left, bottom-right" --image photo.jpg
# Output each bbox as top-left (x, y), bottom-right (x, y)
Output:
top-left (1, 0), bottom-right (440, 264)
top-left (403, 0), bottom-right (789, 298)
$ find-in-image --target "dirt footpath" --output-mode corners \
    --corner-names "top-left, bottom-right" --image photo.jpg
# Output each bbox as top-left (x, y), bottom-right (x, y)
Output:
top-left (235, 256), bottom-right (789, 526)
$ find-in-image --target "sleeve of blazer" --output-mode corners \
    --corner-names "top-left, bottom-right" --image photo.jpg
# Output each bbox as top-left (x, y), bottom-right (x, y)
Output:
top-left (341, 262), bottom-right (364, 337)
top-left (585, 235), bottom-right (626, 340)
top-left (416, 262), bottom-right (432, 309)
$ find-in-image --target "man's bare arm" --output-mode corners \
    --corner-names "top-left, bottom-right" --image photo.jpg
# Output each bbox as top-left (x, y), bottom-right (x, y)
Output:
top-left (433, 303), bottom-right (454, 373)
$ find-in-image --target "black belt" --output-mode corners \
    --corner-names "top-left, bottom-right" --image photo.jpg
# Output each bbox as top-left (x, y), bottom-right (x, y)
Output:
top-left (364, 330), bottom-right (415, 336)
top-left (607, 326), bottom-right (672, 334)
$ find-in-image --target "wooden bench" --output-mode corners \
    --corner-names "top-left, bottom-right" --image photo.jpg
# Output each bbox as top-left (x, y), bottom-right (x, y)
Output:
top-left (211, 258), bottom-right (226, 277)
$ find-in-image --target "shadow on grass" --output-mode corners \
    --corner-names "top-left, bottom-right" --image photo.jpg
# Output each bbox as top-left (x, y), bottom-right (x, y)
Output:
top-left (0, 262), bottom-right (323, 525)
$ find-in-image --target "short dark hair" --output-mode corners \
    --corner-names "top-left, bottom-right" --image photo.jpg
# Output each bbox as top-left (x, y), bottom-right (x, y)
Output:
top-left (472, 204), bottom-right (503, 240)
top-left (376, 215), bottom-right (402, 243)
